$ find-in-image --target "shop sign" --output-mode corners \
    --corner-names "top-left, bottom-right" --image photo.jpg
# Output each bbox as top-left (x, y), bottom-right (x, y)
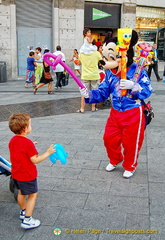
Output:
top-left (92, 8), bottom-right (111, 21)
top-left (138, 30), bottom-right (157, 42)
top-left (85, 2), bottom-right (121, 28)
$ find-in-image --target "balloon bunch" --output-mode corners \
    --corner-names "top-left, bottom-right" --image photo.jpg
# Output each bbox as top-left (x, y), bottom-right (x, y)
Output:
top-left (133, 43), bottom-right (152, 83)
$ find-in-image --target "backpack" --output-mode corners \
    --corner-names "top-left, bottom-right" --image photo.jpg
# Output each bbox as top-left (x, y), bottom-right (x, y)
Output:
top-left (141, 100), bottom-right (154, 127)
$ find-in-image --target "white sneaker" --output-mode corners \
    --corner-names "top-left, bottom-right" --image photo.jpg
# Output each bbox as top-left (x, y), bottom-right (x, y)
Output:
top-left (19, 209), bottom-right (25, 220)
top-left (21, 216), bottom-right (41, 229)
top-left (106, 163), bottom-right (116, 172)
top-left (123, 170), bottom-right (135, 179)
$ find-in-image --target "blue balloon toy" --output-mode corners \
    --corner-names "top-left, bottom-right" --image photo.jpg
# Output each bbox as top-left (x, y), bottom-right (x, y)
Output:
top-left (49, 144), bottom-right (68, 164)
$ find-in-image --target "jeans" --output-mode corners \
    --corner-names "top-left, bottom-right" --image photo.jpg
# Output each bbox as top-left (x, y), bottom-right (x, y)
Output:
top-left (55, 72), bottom-right (63, 88)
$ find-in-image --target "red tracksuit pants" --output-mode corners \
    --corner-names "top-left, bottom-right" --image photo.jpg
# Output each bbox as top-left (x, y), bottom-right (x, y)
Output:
top-left (103, 106), bottom-right (145, 172)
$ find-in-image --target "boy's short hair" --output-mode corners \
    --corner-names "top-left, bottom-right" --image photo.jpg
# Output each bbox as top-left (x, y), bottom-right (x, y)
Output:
top-left (29, 51), bottom-right (35, 56)
top-left (9, 113), bottom-right (31, 134)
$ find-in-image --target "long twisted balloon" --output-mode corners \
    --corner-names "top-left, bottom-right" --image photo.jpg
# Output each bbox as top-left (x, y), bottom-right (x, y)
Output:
top-left (43, 52), bottom-right (85, 89)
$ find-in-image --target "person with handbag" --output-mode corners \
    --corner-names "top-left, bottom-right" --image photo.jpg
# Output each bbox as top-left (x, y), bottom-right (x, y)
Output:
top-left (33, 49), bottom-right (54, 94)
top-left (69, 49), bottom-right (81, 76)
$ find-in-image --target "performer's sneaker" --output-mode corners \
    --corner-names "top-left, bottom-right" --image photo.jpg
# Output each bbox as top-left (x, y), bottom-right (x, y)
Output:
top-left (106, 163), bottom-right (116, 172)
top-left (123, 170), bottom-right (135, 179)
top-left (21, 216), bottom-right (40, 229)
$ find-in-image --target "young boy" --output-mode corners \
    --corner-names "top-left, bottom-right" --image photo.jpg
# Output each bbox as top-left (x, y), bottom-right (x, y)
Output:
top-left (8, 113), bottom-right (55, 229)
top-left (25, 51), bottom-right (37, 88)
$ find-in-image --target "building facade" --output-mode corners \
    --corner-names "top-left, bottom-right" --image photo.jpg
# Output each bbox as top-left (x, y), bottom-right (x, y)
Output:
top-left (0, 0), bottom-right (164, 80)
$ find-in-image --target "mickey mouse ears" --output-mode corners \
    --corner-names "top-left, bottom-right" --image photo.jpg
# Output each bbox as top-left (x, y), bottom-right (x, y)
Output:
top-left (103, 31), bottom-right (117, 45)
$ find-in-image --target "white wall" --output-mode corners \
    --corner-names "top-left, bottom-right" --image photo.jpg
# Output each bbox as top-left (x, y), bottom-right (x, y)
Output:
top-left (53, 7), bottom-right (84, 67)
top-left (0, 4), bottom-right (17, 80)
top-left (86, 0), bottom-right (165, 8)
top-left (137, 0), bottom-right (165, 7)
top-left (0, 5), bottom-right (11, 80)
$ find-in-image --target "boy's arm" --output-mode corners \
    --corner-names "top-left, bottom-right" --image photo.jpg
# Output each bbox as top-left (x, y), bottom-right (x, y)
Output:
top-left (33, 58), bottom-right (37, 67)
top-left (30, 144), bottom-right (55, 164)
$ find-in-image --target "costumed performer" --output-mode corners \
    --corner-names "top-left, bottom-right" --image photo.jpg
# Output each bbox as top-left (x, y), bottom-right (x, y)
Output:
top-left (79, 29), bottom-right (153, 178)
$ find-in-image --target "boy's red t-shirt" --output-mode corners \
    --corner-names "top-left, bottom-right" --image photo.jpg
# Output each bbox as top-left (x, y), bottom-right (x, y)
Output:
top-left (9, 135), bottom-right (38, 181)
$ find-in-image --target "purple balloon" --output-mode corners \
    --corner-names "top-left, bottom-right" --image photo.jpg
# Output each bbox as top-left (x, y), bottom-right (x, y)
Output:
top-left (43, 52), bottom-right (85, 89)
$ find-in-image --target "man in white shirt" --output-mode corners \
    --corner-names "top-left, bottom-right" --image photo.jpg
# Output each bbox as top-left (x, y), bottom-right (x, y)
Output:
top-left (53, 45), bottom-right (66, 90)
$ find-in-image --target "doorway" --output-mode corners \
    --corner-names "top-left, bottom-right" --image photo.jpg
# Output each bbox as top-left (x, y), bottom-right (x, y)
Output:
top-left (17, 27), bottom-right (52, 76)
top-left (16, 0), bottom-right (52, 76)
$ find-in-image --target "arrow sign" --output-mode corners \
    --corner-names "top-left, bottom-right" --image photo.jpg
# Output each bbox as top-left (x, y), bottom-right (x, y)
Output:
top-left (92, 8), bottom-right (111, 21)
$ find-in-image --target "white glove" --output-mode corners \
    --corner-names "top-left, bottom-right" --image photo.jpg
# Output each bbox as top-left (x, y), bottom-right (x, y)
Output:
top-left (120, 79), bottom-right (134, 89)
top-left (79, 87), bottom-right (89, 98)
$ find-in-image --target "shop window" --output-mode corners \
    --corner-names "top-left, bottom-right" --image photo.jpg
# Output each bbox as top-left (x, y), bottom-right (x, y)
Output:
top-left (135, 6), bottom-right (165, 43)
top-left (136, 6), bottom-right (165, 29)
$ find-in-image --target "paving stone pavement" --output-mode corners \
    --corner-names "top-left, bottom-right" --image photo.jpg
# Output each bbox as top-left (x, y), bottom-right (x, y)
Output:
top-left (0, 70), bottom-right (165, 240)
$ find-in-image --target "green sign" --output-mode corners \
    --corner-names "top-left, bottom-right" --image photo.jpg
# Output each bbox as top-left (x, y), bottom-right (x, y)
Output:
top-left (92, 8), bottom-right (111, 21)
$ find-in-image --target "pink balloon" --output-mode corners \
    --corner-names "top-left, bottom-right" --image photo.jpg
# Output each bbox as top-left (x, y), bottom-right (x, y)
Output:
top-left (43, 52), bottom-right (85, 89)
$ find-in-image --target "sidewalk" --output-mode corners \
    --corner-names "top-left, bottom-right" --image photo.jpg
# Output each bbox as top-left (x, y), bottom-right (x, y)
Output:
top-left (0, 71), bottom-right (165, 240)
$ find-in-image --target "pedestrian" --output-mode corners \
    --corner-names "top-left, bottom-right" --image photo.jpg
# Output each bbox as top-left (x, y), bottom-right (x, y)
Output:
top-left (97, 45), bottom-right (103, 55)
top-left (79, 28), bottom-right (97, 55)
top-left (35, 47), bottom-right (43, 85)
top-left (162, 65), bottom-right (165, 82)
top-left (76, 46), bottom-right (102, 113)
top-left (25, 51), bottom-right (36, 88)
top-left (79, 30), bottom-right (152, 178)
top-left (148, 43), bottom-right (162, 82)
top-left (97, 45), bottom-right (105, 83)
top-left (53, 45), bottom-right (66, 90)
top-left (70, 49), bottom-right (81, 76)
top-left (33, 49), bottom-right (54, 94)
top-left (95, 38), bottom-right (102, 47)
top-left (8, 112), bottom-right (55, 229)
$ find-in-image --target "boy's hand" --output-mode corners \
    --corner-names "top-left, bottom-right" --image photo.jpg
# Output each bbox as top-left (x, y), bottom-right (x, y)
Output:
top-left (33, 141), bottom-right (38, 145)
top-left (47, 144), bottom-right (56, 156)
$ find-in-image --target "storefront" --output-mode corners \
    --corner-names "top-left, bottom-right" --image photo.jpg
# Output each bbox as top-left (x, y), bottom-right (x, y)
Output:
top-left (84, 2), bottom-right (121, 44)
top-left (136, 6), bottom-right (165, 60)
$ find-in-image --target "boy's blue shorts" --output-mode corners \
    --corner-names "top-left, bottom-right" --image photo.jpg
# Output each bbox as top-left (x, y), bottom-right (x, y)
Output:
top-left (13, 178), bottom-right (38, 195)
